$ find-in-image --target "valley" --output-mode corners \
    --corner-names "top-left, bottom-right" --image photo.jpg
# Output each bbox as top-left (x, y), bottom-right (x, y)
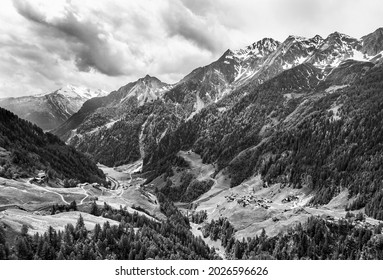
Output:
top-left (173, 151), bottom-right (380, 240)
top-left (2, 26), bottom-right (383, 260)
top-left (1, 148), bottom-right (381, 259)
top-left (0, 161), bottom-right (164, 236)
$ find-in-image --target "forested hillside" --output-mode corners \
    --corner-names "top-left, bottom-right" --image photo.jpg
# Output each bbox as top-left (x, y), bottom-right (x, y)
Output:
top-left (143, 63), bottom-right (326, 179)
top-left (0, 197), bottom-right (218, 260)
top-left (202, 216), bottom-right (383, 260)
top-left (144, 61), bottom-right (383, 220)
top-left (252, 63), bottom-right (383, 210)
top-left (0, 107), bottom-right (105, 183)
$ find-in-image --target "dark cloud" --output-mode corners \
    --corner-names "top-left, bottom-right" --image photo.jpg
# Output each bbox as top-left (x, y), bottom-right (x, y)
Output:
top-left (0, 35), bottom-right (63, 81)
top-left (12, 0), bottom-right (46, 23)
top-left (13, 0), bottom-right (132, 76)
top-left (10, 0), bottom-right (230, 83)
top-left (2, 0), bottom-right (382, 99)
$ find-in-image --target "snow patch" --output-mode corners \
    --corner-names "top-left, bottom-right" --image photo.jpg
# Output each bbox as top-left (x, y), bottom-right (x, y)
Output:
top-left (328, 104), bottom-right (342, 122)
top-left (283, 93), bottom-right (292, 101)
top-left (105, 119), bottom-right (120, 129)
top-left (87, 118), bottom-right (122, 135)
top-left (187, 92), bottom-right (205, 120)
top-left (139, 115), bottom-right (152, 158)
top-left (370, 51), bottom-right (383, 63)
top-left (57, 85), bottom-right (107, 99)
top-left (351, 49), bottom-right (370, 61)
top-left (325, 84), bottom-right (348, 93)
top-left (295, 56), bottom-right (307, 64)
top-left (282, 62), bottom-right (293, 70)
top-left (158, 128), bottom-right (168, 143)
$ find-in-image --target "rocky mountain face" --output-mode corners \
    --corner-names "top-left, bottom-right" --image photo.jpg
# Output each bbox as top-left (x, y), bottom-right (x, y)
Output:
top-left (52, 75), bottom-right (181, 166)
top-left (0, 85), bottom-right (107, 130)
top-left (116, 75), bottom-right (172, 107)
top-left (163, 38), bottom-right (281, 115)
top-left (361, 27), bottom-right (383, 56)
top-left (163, 28), bottom-right (383, 115)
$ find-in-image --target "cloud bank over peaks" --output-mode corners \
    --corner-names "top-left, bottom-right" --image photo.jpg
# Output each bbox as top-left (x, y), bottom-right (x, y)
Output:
top-left (1, 0), bottom-right (382, 98)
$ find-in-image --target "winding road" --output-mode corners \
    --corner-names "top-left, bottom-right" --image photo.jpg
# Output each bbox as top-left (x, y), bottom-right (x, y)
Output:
top-left (107, 176), bottom-right (120, 190)
top-left (80, 186), bottom-right (90, 205)
top-left (31, 183), bottom-right (69, 205)
top-left (27, 178), bottom-right (92, 206)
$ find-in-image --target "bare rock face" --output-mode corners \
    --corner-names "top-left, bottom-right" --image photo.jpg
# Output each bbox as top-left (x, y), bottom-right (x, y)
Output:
top-left (362, 27), bottom-right (383, 56)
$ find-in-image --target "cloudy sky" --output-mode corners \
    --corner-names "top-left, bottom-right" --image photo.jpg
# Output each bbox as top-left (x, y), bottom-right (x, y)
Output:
top-left (0, 0), bottom-right (382, 98)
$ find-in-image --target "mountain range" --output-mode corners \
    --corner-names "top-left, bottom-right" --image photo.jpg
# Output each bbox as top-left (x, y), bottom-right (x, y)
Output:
top-left (53, 28), bottom-right (383, 167)
top-left (50, 27), bottom-right (383, 220)
top-left (0, 85), bottom-right (107, 130)
top-left (2, 27), bottom-right (383, 260)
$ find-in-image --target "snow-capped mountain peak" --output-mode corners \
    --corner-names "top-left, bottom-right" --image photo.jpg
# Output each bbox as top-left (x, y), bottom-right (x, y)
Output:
top-left (0, 85), bottom-right (107, 130)
top-left (284, 34), bottom-right (324, 50)
top-left (312, 35), bottom-right (324, 43)
top-left (55, 85), bottom-right (108, 100)
top-left (231, 38), bottom-right (280, 60)
top-left (308, 32), bottom-right (362, 68)
top-left (286, 35), bottom-right (308, 42)
top-left (212, 38), bottom-right (282, 87)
